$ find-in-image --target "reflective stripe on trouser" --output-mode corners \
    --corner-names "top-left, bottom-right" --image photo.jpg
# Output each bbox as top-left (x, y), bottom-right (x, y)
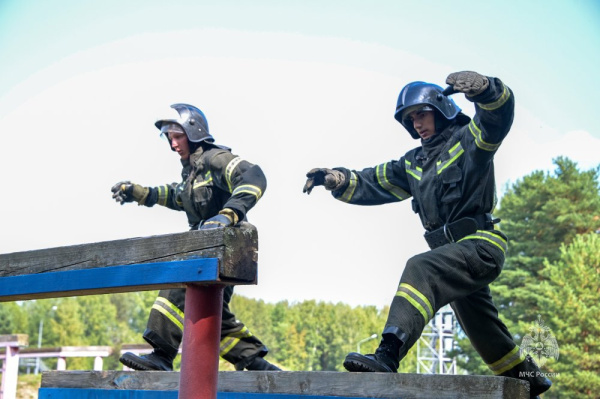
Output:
top-left (143, 285), bottom-right (268, 367)
top-left (487, 345), bottom-right (526, 375)
top-left (385, 232), bottom-right (516, 366)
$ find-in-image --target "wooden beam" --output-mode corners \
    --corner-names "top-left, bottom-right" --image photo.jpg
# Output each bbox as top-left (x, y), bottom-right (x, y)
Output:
top-left (0, 258), bottom-right (220, 302)
top-left (2, 225), bottom-right (259, 399)
top-left (0, 223), bottom-right (258, 283)
top-left (41, 371), bottom-right (531, 398)
top-left (0, 334), bottom-right (28, 347)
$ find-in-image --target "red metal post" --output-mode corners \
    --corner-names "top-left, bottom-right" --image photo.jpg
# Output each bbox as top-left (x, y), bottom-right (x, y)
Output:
top-left (179, 284), bottom-right (224, 399)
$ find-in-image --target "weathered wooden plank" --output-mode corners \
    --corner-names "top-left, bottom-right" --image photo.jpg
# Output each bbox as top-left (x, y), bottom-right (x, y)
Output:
top-left (42, 371), bottom-right (180, 391)
top-left (39, 390), bottom-right (399, 399)
top-left (41, 371), bottom-right (531, 398)
top-left (37, 389), bottom-right (428, 399)
top-left (38, 389), bottom-right (178, 399)
top-left (0, 258), bottom-right (219, 302)
top-left (0, 334), bottom-right (28, 346)
top-left (0, 223), bottom-right (257, 282)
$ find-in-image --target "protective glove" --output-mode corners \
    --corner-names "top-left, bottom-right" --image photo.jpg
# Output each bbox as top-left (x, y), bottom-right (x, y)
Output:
top-left (200, 209), bottom-right (237, 230)
top-left (445, 71), bottom-right (489, 97)
top-left (303, 168), bottom-right (345, 195)
top-left (110, 181), bottom-right (149, 205)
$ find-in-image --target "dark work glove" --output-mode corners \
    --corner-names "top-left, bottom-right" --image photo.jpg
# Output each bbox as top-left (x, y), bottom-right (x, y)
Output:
top-left (111, 181), bottom-right (149, 205)
top-left (303, 168), bottom-right (345, 194)
top-left (200, 214), bottom-right (234, 230)
top-left (446, 71), bottom-right (489, 97)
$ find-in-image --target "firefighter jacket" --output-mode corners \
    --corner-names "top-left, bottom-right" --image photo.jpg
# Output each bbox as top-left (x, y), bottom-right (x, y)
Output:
top-left (142, 144), bottom-right (267, 229)
top-left (331, 77), bottom-right (513, 234)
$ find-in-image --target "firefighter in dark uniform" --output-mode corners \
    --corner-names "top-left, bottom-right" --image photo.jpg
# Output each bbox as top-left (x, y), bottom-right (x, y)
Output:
top-left (303, 71), bottom-right (550, 397)
top-left (111, 103), bottom-right (280, 372)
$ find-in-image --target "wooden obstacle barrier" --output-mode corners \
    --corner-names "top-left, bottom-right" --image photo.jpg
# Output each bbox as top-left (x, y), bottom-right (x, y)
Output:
top-left (38, 370), bottom-right (531, 399)
top-left (1, 222), bottom-right (532, 399)
top-left (0, 224), bottom-right (258, 399)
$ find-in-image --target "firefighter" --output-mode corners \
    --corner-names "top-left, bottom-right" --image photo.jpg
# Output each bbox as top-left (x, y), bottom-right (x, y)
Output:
top-left (303, 71), bottom-right (550, 397)
top-left (111, 103), bottom-right (280, 372)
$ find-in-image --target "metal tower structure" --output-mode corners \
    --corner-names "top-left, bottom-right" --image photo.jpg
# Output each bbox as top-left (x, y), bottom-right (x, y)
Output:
top-left (416, 304), bottom-right (457, 374)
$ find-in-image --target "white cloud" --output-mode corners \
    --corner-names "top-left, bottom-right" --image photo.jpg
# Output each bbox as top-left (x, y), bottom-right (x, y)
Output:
top-left (496, 110), bottom-right (599, 195)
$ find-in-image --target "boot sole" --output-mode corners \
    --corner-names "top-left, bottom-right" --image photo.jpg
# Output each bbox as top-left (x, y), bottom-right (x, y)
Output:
top-left (530, 378), bottom-right (552, 397)
top-left (119, 353), bottom-right (169, 371)
top-left (343, 352), bottom-right (395, 373)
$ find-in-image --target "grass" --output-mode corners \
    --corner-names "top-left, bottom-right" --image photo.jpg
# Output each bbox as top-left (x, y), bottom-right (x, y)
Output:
top-left (16, 374), bottom-right (41, 399)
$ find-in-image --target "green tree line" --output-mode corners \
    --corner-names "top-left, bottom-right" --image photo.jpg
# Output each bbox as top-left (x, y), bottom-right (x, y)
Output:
top-left (1, 292), bottom-right (413, 372)
top-left (1, 157), bottom-right (598, 397)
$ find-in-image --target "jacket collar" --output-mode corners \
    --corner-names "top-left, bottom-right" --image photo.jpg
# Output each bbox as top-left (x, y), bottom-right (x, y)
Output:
top-left (182, 146), bottom-right (205, 168)
top-left (421, 124), bottom-right (456, 159)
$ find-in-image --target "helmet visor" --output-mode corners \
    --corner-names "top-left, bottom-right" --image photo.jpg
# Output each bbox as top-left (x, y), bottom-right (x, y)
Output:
top-left (159, 122), bottom-right (185, 140)
top-left (401, 105), bottom-right (434, 122)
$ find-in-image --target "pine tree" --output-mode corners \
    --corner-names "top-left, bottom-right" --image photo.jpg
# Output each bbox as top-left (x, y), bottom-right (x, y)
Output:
top-left (493, 157), bottom-right (599, 327)
top-left (535, 233), bottom-right (600, 398)
top-left (455, 157), bottom-right (600, 377)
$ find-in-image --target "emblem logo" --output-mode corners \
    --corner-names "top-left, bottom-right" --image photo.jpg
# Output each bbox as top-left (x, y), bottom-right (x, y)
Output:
top-left (520, 315), bottom-right (559, 367)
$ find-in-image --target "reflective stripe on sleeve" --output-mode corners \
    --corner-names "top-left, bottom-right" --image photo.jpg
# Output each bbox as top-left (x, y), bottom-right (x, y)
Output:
top-left (157, 185), bottom-right (170, 206)
top-left (478, 83), bottom-right (511, 111)
top-left (338, 171), bottom-right (358, 203)
top-left (225, 157), bottom-right (245, 193)
top-left (232, 184), bottom-right (263, 200)
top-left (376, 162), bottom-right (409, 200)
top-left (468, 121), bottom-right (501, 152)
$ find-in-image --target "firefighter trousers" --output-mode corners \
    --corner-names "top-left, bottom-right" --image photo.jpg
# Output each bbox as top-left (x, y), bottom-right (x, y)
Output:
top-left (143, 285), bottom-right (269, 370)
top-left (385, 231), bottom-right (521, 372)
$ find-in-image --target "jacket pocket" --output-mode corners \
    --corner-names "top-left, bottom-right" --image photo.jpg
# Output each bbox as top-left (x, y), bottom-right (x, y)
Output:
top-left (192, 177), bottom-right (215, 220)
top-left (440, 164), bottom-right (462, 204)
top-left (411, 199), bottom-right (420, 214)
top-left (472, 239), bottom-right (504, 279)
top-left (460, 239), bottom-right (503, 281)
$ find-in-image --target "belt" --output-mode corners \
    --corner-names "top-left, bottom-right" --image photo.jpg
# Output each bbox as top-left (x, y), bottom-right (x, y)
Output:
top-left (423, 214), bottom-right (499, 250)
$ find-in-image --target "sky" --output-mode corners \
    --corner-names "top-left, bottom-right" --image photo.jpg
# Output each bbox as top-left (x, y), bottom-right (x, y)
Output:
top-left (1, 0), bottom-right (599, 309)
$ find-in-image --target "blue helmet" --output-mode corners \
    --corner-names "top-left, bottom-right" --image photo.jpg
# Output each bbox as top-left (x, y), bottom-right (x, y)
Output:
top-left (155, 103), bottom-right (214, 144)
top-left (394, 82), bottom-right (462, 139)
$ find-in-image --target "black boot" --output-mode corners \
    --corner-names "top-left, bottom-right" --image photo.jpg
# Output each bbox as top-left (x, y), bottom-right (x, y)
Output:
top-left (500, 355), bottom-right (551, 398)
top-left (119, 349), bottom-right (174, 371)
top-left (245, 356), bottom-right (282, 371)
top-left (344, 330), bottom-right (406, 373)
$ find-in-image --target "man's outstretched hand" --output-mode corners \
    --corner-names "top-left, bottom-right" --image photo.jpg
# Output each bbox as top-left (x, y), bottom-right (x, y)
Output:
top-left (110, 181), bottom-right (149, 205)
top-left (303, 168), bottom-right (345, 194)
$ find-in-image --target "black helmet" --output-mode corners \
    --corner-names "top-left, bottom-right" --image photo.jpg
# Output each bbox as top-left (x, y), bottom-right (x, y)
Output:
top-left (155, 103), bottom-right (214, 143)
top-left (394, 82), bottom-right (461, 139)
